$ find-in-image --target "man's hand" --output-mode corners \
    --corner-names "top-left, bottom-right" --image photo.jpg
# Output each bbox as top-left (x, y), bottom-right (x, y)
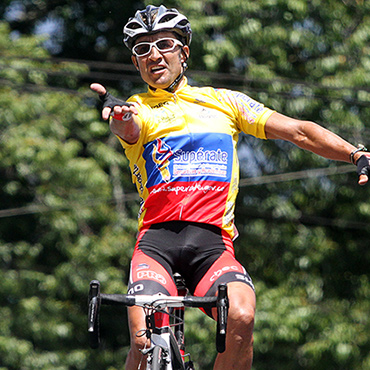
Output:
top-left (356, 153), bottom-right (370, 185)
top-left (90, 83), bottom-right (138, 121)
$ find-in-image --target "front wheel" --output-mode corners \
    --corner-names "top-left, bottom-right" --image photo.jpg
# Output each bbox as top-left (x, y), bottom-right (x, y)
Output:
top-left (150, 345), bottom-right (167, 370)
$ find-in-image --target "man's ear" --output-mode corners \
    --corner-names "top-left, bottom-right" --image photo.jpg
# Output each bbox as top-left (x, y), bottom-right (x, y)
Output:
top-left (131, 55), bottom-right (140, 71)
top-left (181, 45), bottom-right (190, 63)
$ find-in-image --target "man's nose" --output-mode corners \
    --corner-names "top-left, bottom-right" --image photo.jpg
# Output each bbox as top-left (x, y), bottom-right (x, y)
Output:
top-left (148, 45), bottom-right (162, 59)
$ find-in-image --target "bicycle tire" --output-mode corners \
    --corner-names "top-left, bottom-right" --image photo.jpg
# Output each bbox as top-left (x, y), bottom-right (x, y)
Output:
top-left (150, 345), bottom-right (167, 370)
top-left (169, 330), bottom-right (186, 370)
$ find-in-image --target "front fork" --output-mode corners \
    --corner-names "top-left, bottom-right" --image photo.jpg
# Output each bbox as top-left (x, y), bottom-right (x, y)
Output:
top-left (144, 273), bottom-right (196, 370)
top-left (173, 274), bottom-right (195, 370)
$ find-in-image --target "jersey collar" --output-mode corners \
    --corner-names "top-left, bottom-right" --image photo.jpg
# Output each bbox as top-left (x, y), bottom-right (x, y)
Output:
top-left (147, 77), bottom-right (189, 97)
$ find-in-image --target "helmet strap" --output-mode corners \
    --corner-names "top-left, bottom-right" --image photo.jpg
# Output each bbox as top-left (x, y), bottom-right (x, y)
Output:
top-left (166, 48), bottom-right (188, 93)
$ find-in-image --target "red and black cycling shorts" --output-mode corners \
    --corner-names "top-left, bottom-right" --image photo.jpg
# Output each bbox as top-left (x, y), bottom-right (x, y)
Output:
top-left (128, 221), bottom-right (254, 315)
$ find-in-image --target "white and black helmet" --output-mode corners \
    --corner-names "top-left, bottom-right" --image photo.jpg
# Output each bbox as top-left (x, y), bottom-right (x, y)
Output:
top-left (123, 5), bottom-right (192, 50)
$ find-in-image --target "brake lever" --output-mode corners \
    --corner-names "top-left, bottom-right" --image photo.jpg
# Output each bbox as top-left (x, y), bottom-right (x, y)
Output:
top-left (216, 284), bottom-right (228, 353)
top-left (88, 280), bottom-right (101, 348)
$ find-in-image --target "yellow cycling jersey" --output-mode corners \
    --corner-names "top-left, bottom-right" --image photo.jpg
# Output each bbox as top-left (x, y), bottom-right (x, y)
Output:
top-left (118, 78), bottom-right (274, 239)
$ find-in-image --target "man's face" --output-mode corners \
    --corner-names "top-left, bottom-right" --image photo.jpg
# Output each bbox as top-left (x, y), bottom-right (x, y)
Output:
top-left (131, 31), bottom-right (189, 90)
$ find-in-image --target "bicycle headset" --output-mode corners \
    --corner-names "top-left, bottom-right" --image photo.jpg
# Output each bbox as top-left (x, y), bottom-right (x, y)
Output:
top-left (123, 5), bottom-right (192, 92)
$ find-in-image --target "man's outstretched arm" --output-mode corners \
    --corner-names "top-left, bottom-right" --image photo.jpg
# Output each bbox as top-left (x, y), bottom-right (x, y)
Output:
top-left (265, 112), bottom-right (369, 185)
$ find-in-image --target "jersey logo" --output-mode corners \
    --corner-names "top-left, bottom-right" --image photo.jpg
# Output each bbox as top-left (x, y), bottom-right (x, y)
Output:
top-left (152, 138), bottom-right (174, 183)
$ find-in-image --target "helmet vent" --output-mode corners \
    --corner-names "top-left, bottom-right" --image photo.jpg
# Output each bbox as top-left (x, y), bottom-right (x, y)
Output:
top-left (126, 22), bottom-right (141, 30)
top-left (139, 7), bottom-right (159, 29)
top-left (159, 14), bottom-right (177, 23)
top-left (178, 19), bottom-right (188, 26)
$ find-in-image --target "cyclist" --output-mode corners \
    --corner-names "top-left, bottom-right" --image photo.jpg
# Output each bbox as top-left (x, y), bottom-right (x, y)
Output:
top-left (90, 5), bottom-right (370, 370)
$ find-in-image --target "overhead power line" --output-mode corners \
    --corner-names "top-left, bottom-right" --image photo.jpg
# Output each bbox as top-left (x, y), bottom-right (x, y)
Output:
top-left (237, 208), bottom-right (369, 231)
top-left (0, 165), bottom-right (358, 219)
top-left (2, 55), bottom-right (370, 100)
top-left (6, 55), bottom-right (370, 92)
top-left (239, 165), bottom-right (355, 186)
top-left (2, 73), bottom-right (370, 109)
top-left (0, 192), bottom-right (139, 218)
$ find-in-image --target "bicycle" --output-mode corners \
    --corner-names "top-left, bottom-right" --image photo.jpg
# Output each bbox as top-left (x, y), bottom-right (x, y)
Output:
top-left (88, 273), bottom-right (229, 370)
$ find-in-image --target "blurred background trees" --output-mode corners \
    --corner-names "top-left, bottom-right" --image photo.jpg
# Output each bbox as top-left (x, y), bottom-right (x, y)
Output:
top-left (1, 0), bottom-right (370, 369)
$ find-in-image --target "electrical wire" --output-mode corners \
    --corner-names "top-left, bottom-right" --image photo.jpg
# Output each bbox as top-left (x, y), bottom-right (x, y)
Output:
top-left (2, 56), bottom-right (370, 107)
top-left (4, 55), bottom-right (370, 94)
top-left (0, 192), bottom-right (139, 218)
top-left (0, 165), bottom-right (359, 219)
top-left (0, 57), bottom-right (368, 226)
top-left (239, 165), bottom-right (355, 186)
top-left (236, 208), bottom-right (369, 231)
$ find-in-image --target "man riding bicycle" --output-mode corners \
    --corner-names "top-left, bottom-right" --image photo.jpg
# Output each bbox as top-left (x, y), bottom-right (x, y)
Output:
top-left (90, 5), bottom-right (370, 369)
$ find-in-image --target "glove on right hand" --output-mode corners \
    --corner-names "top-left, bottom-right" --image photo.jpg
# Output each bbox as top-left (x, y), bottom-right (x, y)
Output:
top-left (99, 92), bottom-right (133, 121)
top-left (99, 92), bottom-right (131, 109)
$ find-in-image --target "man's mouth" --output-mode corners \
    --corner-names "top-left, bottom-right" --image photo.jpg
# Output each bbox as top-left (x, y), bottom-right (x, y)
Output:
top-left (151, 66), bottom-right (166, 74)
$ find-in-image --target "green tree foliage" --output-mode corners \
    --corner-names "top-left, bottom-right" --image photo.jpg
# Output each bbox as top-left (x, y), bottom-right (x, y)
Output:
top-left (1, 0), bottom-right (370, 369)
top-left (1, 0), bottom-right (139, 61)
top-left (0, 22), bottom-right (138, 369)
top-left (143, 1), bottom-right (370, 369)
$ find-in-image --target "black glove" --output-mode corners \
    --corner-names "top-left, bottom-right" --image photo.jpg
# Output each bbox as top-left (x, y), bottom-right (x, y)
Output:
top-left (99, 92), bottom-right (133, 121)
top-left (99, 91), bottom-right (132, 109)
top-left (356, 154), bottom-right (370, 178)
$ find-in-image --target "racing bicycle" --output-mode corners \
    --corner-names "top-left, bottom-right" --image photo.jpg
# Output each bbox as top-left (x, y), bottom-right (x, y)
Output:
top-left (88, 273), bottom-right (229, 369)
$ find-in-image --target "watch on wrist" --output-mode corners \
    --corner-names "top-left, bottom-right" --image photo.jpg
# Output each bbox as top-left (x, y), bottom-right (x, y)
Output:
top-left (350, 144), bottom-right (368, 165)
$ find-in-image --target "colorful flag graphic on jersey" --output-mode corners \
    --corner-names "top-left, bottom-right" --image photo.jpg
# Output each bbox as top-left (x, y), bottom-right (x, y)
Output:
top-left (144, 133), bottom-right (232, 186)
top-left (151, 138), bottom-right (174, 183)
top-left (142, 133), bottom-right (233, 226)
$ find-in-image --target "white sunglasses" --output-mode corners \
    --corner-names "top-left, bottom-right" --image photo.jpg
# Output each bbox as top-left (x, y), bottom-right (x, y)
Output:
top-left (132, 38), bottom-right (183, 57)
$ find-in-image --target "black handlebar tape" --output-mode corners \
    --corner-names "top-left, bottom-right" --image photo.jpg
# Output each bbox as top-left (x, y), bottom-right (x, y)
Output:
top-left (100, 294), bottom-right (136, 306)
top-left (89, 280), bottom-right (229, 353)
top-left (183, 296), bottom-right (217, 308)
